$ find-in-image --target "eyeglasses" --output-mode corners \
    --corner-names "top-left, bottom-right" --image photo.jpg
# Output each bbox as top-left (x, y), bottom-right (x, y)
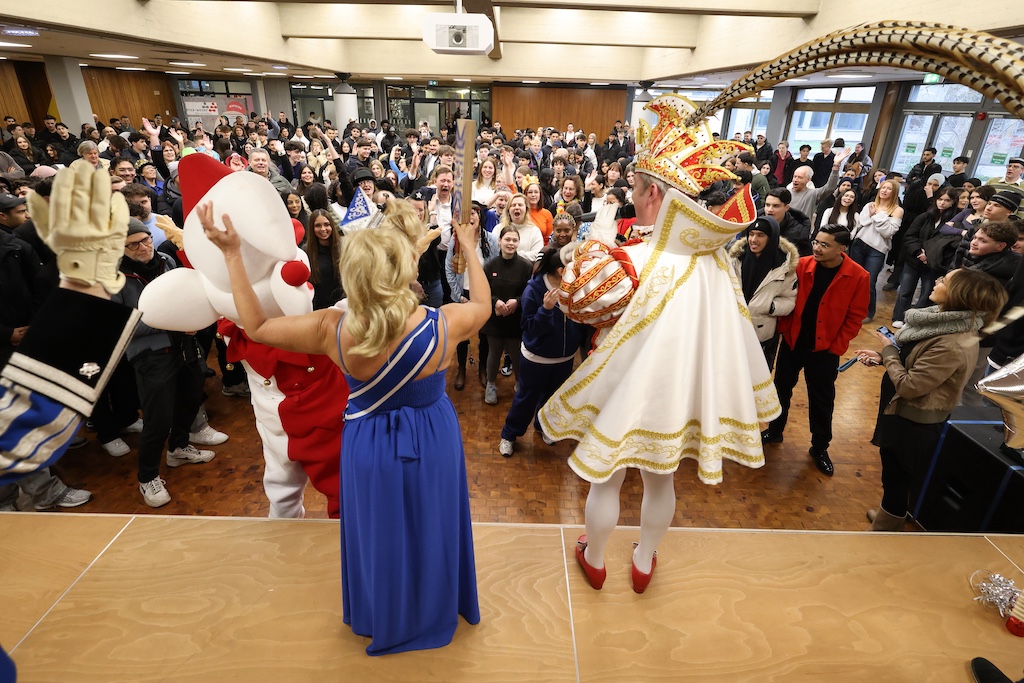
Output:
top-left (810, 239), bottom-right (836, 249)
top-left (935, 275), bottom-right (946, 285)
top-left (126, 235), bottom-right (152, 251)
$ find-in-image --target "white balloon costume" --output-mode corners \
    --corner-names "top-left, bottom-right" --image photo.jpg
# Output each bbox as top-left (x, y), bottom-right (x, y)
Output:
top-left (138, 154), bottom-right (346, 518)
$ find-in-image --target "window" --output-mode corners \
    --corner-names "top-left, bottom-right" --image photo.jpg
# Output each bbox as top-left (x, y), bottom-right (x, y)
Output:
top-left (786, 86), bottom-right (875, 151)
top-left (908, 83), bottom-right (984, 104)
top-left (974, 117), bottom-right (1024, 182)
top-left (890, 114), bottom-right (935, 175)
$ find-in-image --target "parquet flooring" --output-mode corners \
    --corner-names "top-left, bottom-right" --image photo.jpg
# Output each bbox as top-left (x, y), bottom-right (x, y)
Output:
top-left (35, 285), bottom-right (972, 530)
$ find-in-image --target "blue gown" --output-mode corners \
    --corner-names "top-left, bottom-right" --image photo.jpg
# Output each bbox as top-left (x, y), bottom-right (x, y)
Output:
top-left (336, 307), bottom-right (480, 656)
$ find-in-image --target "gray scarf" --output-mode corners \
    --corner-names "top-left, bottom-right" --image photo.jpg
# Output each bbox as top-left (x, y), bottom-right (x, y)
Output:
top-left (896, 305), bottom-right (983, 344)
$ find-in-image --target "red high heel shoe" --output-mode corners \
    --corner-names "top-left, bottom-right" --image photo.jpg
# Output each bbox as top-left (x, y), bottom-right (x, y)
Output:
top-left (575, 535), bottom-right (606, 590)
top-left (631, 545), bottom-right (657, 594)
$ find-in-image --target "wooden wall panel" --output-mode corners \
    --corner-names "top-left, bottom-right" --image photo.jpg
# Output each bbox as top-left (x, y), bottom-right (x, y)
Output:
top-left (14, 62), bottom-right (52, 126)
top-left (491, 86), bottom-right (627, 139)
top-left (0, 62), bottom-right (30, 124)
top-left (82, 68), bottom-right (180, 128)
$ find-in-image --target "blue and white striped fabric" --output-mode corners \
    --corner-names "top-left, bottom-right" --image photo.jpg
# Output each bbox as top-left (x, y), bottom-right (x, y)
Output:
top-left (0, 380), bottom-right (81, 484)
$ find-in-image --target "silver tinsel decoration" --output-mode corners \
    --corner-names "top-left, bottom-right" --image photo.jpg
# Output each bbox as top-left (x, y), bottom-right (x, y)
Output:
top-left (971, 571), bottom-right (1022, 618)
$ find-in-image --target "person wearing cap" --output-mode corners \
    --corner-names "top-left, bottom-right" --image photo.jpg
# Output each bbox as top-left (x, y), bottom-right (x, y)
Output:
top-left (0, 193), bottom-right (29, 237)
top-left (136, 160), bottom-right (164, 194)
top-left (351, 167), bottom-right (376, 199)
top-left (728, 215), bottom-right (799, 369)
top-left (952, 190), bottom-right (1021, 268)
top-left (112, 219), bottom-right (216, 507)
top-left (985, 156), bottom-right (1024, 188)
top-left (753, 133), bottom-right (773, 165)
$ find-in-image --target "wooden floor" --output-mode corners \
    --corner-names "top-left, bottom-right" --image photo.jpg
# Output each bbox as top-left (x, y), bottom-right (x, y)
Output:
top-left (35, 281), bottom-right (967, 531)
top-left (3, 515), bottom-right (1023, 682)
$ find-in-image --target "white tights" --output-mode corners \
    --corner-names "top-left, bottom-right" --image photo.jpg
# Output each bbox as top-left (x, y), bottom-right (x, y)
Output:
top-left (582, 469), bottom-right (676, 573)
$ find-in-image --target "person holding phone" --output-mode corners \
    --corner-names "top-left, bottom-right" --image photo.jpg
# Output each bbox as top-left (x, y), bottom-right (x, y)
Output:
top-left (854, 268), bottom-right (1007, 530)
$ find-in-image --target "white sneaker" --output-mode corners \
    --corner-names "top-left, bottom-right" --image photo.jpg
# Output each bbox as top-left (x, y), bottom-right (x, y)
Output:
top-left (499, 438), bottom-right (515, 457)
top-left (101, 438), bottom-right (130, 457)
top-left (540, 432), bottom-right (556, 445)
top-left (139, 477), bottom-right (171, 507)
top-left (189, 424), bottom-right (228, 446)
top-left (166, 444), bottom-right (215, 468)
top-left (123, 419), bottom-right (144, 434)
top-left (35, 487), bottom-right (92, 510)
top-left (484, 383), bottom-right (498, 405)
top-left (892, 321), bottom-right (905, 329)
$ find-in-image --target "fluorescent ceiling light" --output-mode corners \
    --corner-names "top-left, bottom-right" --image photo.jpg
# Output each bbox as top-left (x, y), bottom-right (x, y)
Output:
top-left (522, 80), bottom-right (539, 84)
top-left (0, 41), bottom-right (31, 48)
top-left (90, 53), bottom-right (136, 59)
top-left (166, 71), bottom-right (190, 75)
top-left (590, 82), bottom-right (609, 86)
top-left (261, 72), bottom-right (286, 76)
top-left (2, 28), bottom-right (39, 37)
top-left (294, 75), bottom-right (314, 79)
top-left (223, 67), bottom-right (251, 72)
top-left (314, 74), bottom-right (333, 78)
top-left (787, 78), bottom-right (809, 83)
top-left (383, 76), bottom-right (403, 81)
top-left (310, 85), bottom-right (323, 89)
top-left (116, 67), bottom-right (146, 71)
top-left (169, 61), bottom-right (204, 67)
top-left (453, 78), bottom-right (472, 82)
top-left (78, 63), bottom-right (88, 67)
top-left (272, 65), bottom-right (288, 70)
top-left (826, 74), bottom-right (872, 79)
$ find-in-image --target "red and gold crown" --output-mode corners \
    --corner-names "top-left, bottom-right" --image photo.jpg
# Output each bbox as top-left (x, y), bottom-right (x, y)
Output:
top-left (635, 94), bottom-right (751, 201)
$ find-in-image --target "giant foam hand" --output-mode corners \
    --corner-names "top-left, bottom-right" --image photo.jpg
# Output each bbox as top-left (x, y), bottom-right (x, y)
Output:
top-left (139, 154), bottom-right (312, 331)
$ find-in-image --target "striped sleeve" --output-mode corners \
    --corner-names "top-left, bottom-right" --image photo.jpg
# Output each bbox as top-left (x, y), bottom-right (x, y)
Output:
top-left (0, 379), bottom-right (82, 483)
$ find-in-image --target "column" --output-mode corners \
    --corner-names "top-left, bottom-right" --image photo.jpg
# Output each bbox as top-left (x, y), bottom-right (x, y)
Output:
top-left (42, 56), bottom-right (93, 129)
top-left (333, 81), bottom-right (358, 129)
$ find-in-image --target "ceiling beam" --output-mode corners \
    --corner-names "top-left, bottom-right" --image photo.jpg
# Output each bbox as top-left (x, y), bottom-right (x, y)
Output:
top-left (496, 0), bottom-right (819, 17)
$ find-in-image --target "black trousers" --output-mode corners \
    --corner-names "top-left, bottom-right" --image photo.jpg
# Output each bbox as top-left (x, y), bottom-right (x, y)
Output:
top-left (92, 357), bottom-right (140, 443)
top-left (132, 348), bottom-right (205, 483)
top-left (768, 343), bottom-right (839, 452)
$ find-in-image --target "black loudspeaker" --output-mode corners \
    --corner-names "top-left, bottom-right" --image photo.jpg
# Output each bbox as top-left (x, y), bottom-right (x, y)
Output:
top-left (912, 406), bottom-right (1024, 533)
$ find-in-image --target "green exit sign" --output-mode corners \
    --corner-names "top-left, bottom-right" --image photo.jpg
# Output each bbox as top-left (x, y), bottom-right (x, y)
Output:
top-left (427, 80), bottom-right (439, 86)
top-left (923, 74), bottom-right (943, 84)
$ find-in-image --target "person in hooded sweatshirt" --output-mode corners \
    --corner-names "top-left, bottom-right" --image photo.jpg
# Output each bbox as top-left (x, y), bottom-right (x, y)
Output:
top-left (728, 215), bottom-right (799, 369)
top-left (497, 245), bottom-right (585, 457)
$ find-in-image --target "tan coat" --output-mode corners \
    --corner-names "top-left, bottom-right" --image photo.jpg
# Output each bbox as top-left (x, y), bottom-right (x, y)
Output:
top-left (728, 237), bottom-right (799, 342)
top-left (880, 331), bottom-right (980, 423)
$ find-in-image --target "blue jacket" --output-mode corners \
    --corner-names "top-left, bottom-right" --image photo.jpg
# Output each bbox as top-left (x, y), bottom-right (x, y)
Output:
top-left (519, 274), bottom-right (584, 359)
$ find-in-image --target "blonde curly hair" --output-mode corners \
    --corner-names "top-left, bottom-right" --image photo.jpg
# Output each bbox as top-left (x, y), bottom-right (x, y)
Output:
top-left (341, 224), bottom-right (419, 357)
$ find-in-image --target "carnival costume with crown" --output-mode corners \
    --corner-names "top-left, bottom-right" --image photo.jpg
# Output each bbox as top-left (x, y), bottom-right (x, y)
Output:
top-left (137, 154), bottom-right (346, 518)
top-left (539, 95), bottom-right (781, 485)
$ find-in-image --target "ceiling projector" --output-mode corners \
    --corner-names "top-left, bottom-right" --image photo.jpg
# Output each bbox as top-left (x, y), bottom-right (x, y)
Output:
top-left (422, 13), bottom-right (494, 55)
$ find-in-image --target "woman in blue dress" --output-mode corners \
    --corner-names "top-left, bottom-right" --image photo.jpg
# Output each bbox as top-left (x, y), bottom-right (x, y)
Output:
top-left (198, 200), bottom-right (491, 656)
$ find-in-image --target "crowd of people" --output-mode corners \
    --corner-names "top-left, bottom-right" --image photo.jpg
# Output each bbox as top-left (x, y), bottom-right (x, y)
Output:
top-left (0, 111), bottom-right (1022, 534)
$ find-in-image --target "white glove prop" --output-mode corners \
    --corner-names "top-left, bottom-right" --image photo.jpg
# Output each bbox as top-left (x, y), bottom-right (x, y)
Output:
top-left (27, 159), bottom-right (129, 295)
top-left (587, 202), bottom-right (620, 246)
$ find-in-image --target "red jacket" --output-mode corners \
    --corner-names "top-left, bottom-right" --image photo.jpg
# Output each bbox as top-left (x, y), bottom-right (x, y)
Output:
top-left (778, 255), bottom-right (869, 356)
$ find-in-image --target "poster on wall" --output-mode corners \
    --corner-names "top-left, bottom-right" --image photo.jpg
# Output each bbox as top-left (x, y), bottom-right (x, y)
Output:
top-left (183, 96), bottom-right (254, 132)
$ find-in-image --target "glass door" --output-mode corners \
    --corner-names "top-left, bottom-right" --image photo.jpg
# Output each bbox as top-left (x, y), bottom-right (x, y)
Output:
top-left (890, 114), bottom-right (935, 176)
top-left (931, 115), bottom-right (972, 172)
top-left (973, 117), bottom-right (1024, 182)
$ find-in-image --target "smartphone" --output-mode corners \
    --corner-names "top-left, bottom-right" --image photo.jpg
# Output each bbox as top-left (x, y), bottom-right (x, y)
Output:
top-left (838, 357), bottom-right (858, 372)
top-left (877, 325), bottom-right (901, 348)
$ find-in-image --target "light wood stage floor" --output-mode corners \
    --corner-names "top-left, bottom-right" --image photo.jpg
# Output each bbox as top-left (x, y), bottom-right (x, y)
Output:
top-left (3, 514), bottom-right (1023, 682)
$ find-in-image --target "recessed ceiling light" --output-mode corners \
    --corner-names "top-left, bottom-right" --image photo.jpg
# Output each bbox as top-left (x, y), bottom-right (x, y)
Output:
top-left (0, 41), bottom-right (32, 48)
top-left (90, 53), bottom-right (137, 59)
top-left (166, 71), bottom-right (190, 75)
top-left (223, 67), bottom-right (251, 72)
top-left (522, 80), bottom-right (540, 84)
top-left (590, 82), bottom-right (610, 86)
top-left (272, 65), bottom-right (288, 70)
top-left (2, 28), bottom-right (39, 37)
top-left (826, 74), bottom-right (873, 79)
top-left (383, 76), bottom-right (403, 81)
top-left (169, 61), bottom-right (204, 67)
top-left (294, 75), bottom-right (314, 79)
top-left (453, 78), bottom-right (472, 82)
top-left (116, 67), bottom-right (146, 71)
